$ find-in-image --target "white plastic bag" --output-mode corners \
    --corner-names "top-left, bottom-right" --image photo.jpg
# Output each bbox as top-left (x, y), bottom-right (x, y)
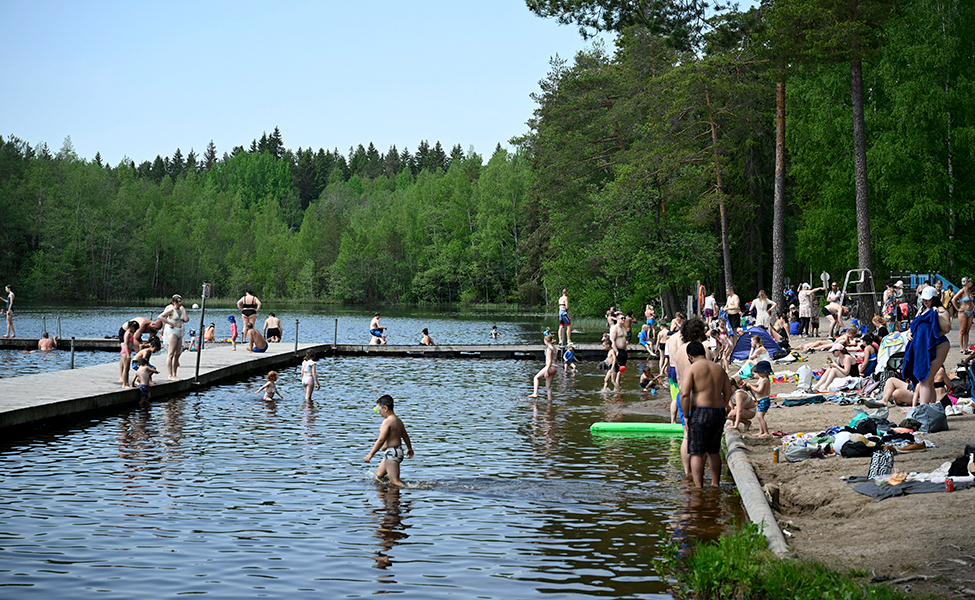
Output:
top-left (797, 365), bottom-right (813, 391)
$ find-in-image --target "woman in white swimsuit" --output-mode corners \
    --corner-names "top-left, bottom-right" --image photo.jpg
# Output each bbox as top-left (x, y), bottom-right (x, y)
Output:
top-left (301, 350), bottom-right (320, 402)
top-left (157, 294), bottom-right (189, 381)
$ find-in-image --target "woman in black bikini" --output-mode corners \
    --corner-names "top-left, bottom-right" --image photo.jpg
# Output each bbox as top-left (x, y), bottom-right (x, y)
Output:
top-left (237, 289), bottom-right (262, 332)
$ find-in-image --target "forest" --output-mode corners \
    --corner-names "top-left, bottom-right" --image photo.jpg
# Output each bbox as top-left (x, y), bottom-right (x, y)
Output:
top-left (1, 0), bottom-right (972, 317)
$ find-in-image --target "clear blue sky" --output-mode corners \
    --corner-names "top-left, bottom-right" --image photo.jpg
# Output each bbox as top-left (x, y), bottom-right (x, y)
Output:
top-left (1, 0), bottom-right (608, 165)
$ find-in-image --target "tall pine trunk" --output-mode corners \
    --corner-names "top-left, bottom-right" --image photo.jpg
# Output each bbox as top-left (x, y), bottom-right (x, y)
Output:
top-left (772, 79), bottom-right (787, 314)
top-left (851, 55), bottom-right (873, 323)
top-left (707, 88), bottom-right (733, 292)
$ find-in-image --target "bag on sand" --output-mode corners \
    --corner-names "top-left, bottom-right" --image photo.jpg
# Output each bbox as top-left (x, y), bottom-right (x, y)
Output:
top-left (797, 365), bottom-right (813, 391)
top-left (868, 447), bottom-right (894, 478)
top-left (906, 404), bottom-right (948, 433)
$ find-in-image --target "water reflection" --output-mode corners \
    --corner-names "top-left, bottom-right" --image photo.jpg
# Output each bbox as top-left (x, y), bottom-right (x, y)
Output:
top-left (370, 484), bottom-right (412, 573)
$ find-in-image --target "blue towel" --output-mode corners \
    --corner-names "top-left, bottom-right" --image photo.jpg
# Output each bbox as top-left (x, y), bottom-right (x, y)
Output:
top-left (902, 309), bottom-right (941, 383)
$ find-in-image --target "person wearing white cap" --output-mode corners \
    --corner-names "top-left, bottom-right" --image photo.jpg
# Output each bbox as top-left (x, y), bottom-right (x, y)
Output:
top-left (902, 285), bottom-right (951, 405)
top-left (798, 282), bottom-right (824, 337)
top-left (952, 277), bottom-right (973, 351)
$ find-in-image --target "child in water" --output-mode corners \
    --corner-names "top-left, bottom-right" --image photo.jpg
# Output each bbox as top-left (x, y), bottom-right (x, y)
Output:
top-left (132, 356), bottom-right (158, 404)
top-left (301, 351), bottom-right (320, 401)
top-left (256, 371), bottom-right (283, 401)
top-left (365, 395), bottom-right (414, 487)
top-left (130, 336), bottom-right (161, 387)
top-left (563, 342), bottom-right (577, 374)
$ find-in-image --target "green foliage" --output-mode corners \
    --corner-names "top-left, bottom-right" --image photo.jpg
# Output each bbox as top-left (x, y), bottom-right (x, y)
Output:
top-left (657, 523), bottom-right (926, 600)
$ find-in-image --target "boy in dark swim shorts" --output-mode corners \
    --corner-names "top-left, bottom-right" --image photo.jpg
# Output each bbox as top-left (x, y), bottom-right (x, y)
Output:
top-left (132, 356), bottom-right (158, 404)
top-left (680, 341), bottom-right (733, 488)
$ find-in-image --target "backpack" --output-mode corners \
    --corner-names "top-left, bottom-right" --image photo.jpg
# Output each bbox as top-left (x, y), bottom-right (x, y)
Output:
top-left (906, 404), bottom-right (948, 433)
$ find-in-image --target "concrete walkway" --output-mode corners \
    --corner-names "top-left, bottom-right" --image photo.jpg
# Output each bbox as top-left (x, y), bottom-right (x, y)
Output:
top-left (0, 343), bottom-right (328, 431)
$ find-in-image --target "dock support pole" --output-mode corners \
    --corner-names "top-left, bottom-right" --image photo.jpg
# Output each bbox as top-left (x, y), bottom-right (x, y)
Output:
top-left (334, 319), bottom-right (338, 346)
top-left (57, 316), bottom-right (62, 339)
top-left (194, 282), bottom-right (210, 384)
top-left (42, 316), bottom-right (47, 336)
top-left (70, 337), bottom-right (75, 369)
top-left (294, 319), bottom-right (299, 355)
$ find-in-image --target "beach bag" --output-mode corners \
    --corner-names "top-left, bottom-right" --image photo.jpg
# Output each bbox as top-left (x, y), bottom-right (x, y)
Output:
top-left (906, 404), bottom-right (948, 433)
top-left (737, 363), bottom-right (754, 379)
top-left (784, 442), bottom-right (825, 463)
top-left (868, 447), bottom-right (894, 478)
top-left (797, 365), bottom-right (813, 391)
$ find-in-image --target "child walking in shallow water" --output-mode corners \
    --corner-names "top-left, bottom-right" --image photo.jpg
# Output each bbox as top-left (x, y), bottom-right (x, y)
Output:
top-left (530, 335), bottom-right (558, 398)
top-left (365, 395), bottom-right (414, 487)
top-left (132, 356), bottom-right (158, 404)
top-left (301, 351), bottom-right (320, 401)
top-left (256, 371), bottom-right (283, 401)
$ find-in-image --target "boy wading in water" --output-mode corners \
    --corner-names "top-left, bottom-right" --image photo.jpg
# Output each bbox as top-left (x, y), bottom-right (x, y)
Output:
top-left (365, 395), bottom-right (414, 486)
top-left (680, 340), bottom-right (733, 488)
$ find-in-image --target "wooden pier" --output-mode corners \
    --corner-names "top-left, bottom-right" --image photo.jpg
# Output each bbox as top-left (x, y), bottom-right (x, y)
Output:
top-left (0, 341), bottom-right (652, 432)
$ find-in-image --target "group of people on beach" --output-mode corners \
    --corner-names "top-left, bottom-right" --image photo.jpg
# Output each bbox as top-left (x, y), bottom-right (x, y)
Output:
top-left (526, 276), bottom-right (968, 489)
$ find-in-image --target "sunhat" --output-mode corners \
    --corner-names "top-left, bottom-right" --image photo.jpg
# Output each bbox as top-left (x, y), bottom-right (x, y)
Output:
top-left (921, 286), bottom-right (939, 301)
top-left (753, 360), bottom-right (773, 374)
top-left (830, 342), bottom-right (844, 352)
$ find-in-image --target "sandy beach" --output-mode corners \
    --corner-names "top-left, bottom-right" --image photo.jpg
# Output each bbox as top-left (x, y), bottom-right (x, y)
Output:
top-left (627, 324), bottom-right (975, 598)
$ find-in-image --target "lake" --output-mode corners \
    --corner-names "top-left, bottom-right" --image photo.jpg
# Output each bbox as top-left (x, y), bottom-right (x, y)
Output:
top-left (0, 308), bottom-right (745, 598)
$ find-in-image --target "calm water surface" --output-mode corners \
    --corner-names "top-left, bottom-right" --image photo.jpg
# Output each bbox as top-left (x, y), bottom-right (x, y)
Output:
top-left (0, 328), bottom-right (745, 598)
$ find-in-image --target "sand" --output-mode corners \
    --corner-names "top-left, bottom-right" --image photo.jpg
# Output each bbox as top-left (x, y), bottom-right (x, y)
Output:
top-left (625, 330), bottom-right (975, 598)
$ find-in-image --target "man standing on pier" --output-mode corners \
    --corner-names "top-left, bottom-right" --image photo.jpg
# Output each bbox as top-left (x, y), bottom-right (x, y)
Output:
top-left (370, 313), bottom-right (387, 344)
top-left (557, 289), bottom-right (572, 346)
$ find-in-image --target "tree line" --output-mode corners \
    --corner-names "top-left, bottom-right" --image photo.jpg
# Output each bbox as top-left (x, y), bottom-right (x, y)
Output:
top-left (2, 0), bottom-right (973, 317)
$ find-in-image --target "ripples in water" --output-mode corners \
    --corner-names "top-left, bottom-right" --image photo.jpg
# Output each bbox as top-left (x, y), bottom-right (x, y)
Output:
top-left (0, 357), bottom-right (743, 599)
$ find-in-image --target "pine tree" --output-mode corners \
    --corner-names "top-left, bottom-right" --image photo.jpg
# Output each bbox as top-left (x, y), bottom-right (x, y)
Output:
top-left (269, 127), bottom-right (284, 159)
top-left (364, 142), bottom-right (383, 178)
top-left (204, 140), bottom-right (217, 170)
top-left (348, 144), bottom-right (367, 176)
top-left (384, 145), bottom-right (401, 178)
top-left (185, 149), bottom-right (198, 174)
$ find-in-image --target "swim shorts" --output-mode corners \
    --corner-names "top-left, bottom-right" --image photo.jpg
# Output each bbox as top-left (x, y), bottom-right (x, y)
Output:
top-left (253, 345), bottom-right (267, 353)
top-left (370, 329), bottom-right (384, 338)
top-left (614, 348), bottom-right (628, 371)
top-left (668, 366), bottom-right (679, 401)
top-left (558, 310), bottom-right (570, 325)
top-left (383, 446), bottom-right (405, 463)
top-left (138, 385), bottom-right (150, 399)
top-left (266, 327), bottom-right (281, 339)
top-left (688, 406), bottom-right (726, 455)
top-left (704, 308), bottom-right (714, 319)
top-left (756, 397), bottom-right (770, 413)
